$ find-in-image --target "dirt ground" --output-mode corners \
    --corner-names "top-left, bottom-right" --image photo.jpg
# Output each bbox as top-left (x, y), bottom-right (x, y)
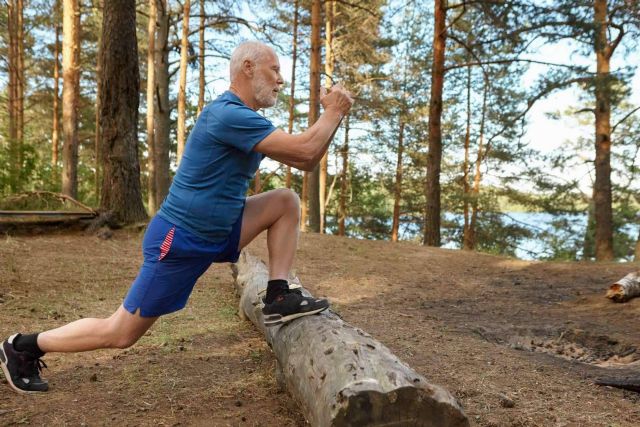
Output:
top-left (1, 227), bottom-right (639, 426)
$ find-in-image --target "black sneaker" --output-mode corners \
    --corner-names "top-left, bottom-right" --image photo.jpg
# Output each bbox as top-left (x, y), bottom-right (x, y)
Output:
top-left (0, 334), bottom-right (49, 393)
top-left (262, 286), bottom-right (330, 327)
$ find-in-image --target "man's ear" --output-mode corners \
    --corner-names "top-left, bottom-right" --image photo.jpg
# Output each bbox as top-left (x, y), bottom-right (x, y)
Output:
top-left (242, 60), bottom-right (254, 77)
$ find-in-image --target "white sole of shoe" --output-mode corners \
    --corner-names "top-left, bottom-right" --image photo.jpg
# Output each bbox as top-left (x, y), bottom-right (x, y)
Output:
top-left (263, 306), bottom-right (329, 327)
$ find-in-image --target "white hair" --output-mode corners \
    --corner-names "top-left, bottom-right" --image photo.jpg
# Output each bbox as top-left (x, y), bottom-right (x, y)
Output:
top-left (229, 41), bottom-right (273, 81)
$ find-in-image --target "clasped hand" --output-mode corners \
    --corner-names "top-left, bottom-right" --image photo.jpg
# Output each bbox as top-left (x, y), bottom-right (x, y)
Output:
top-left (320, 84), bottom-right (354, 116)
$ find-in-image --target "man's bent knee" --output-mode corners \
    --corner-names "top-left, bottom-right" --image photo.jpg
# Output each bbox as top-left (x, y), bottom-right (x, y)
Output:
top-left (276, 188), bottom-right (300, 216)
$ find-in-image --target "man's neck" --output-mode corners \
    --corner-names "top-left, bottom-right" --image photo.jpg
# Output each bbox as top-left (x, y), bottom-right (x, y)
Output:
top-left (228, 84), bottom-right (259, 111)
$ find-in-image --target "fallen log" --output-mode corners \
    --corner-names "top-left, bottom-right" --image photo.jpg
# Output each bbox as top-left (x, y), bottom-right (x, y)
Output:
top-left (606, 271), bottom-right (640, 303)
top-left (595, 377), bottom-right (640, 393)
top-left (231, 251), bottom-right (469, 427)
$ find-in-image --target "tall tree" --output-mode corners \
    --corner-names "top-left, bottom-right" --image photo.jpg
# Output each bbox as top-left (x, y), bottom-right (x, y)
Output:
top-left (146, 0), bottom-right (158, 213)
top-left (61, 0), bottom-right (80, 198)
top-left (338, 114), bottom-right (349, 236)
top-left (592, 0), bottom-right (615, 260)
top-left (99, 0), bottom-right (147, 223)
top-left (52, 0), bottom-right (61, 169)
top-left (152, 0), bottom-right (171, 208)
top-left (423, 0), bottom-right (446, 246)
top-left (319, 0), bottom-right (335, 233)
top-left (6, 0), bottom-right (19, 191)
top-left (197, 0), bottom-right (205, 115)
top-left (94, 0), bottom-right (104, 202)
top-left (285, 0), bottom-right (300, 190)
top-left (176, 0), bottom-right (191, 165)
top-left (307, 0), bottom-right (322, 232)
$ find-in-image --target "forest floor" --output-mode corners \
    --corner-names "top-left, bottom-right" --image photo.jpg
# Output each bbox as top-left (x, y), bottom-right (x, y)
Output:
top-left (0, 226), bottom-right (639, 426)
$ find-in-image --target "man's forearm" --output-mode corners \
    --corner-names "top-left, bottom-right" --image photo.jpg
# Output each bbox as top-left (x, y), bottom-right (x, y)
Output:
top-left (301, 108), bottom-right (343, 167)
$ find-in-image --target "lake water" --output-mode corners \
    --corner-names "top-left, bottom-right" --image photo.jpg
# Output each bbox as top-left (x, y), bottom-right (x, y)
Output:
top-left (328, 212), bottom-right (639, 261)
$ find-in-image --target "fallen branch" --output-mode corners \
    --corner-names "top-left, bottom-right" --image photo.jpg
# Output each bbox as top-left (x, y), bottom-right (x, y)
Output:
top-left (606, 272), bottom-right (640, 303)
top-left (231, 251), bottom-right (469, 426)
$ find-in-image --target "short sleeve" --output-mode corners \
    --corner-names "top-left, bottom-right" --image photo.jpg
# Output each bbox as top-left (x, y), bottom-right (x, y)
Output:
top-left (207, 101), bottom-right (277, 154)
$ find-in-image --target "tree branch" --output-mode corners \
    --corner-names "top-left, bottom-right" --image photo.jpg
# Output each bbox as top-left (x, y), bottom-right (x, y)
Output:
top-left (612, 105), bottom-right (640, 135)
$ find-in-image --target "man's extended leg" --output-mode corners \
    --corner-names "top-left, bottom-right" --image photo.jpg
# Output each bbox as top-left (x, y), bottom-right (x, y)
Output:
top-left (37, 305), bottom-right (158, 352)
top-left (237, 188), bottom-right (329, 326)
top-left (1, 306), bottom-right (157, 394)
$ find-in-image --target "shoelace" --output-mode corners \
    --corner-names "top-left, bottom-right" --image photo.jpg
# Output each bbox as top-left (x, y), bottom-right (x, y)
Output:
top-left (25, 358), bottom-right (47, 379)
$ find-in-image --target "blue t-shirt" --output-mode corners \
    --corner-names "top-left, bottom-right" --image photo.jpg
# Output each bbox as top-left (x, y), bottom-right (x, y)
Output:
top-left (158, 91), bottom-right (277, 242)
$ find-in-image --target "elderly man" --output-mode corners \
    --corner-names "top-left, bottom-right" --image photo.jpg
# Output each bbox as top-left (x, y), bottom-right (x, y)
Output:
top-left (0, 41), bottom-right (354, 394)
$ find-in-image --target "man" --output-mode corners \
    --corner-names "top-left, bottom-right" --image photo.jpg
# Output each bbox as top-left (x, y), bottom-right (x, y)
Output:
top-left (0, 41), bottom-right (354, 394)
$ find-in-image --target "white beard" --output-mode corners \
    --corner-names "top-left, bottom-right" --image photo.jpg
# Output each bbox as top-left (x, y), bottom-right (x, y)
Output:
top-left (253, 75), bottom-right (278, 108)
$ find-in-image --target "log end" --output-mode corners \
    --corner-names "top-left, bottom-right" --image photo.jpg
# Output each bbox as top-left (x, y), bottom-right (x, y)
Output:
top-left (332, 386), bottom-right (469, 427)
top-left (606, 284), bottom-right (629, 303)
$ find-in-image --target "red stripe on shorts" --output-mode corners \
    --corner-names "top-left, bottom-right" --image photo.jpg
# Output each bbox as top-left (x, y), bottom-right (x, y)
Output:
top-left (158, 226), bottom-right (176, 261)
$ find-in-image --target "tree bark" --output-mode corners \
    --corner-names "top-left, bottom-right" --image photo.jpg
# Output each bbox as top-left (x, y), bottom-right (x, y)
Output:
top-left (286, 0), bottom-right (300, 190)
top-left (146, 0), bottom-right (158, 214)
top-left (593, 0), bottom-right (614, 261)
top-left (16, 0), bottom-right (24, 182)
top-left (99, 0), bottom-right (147, 224)
top-left (62, 0), bottom-right (80, 198)
top-left (94, 0), bottom-right (104, 203)
top-left (468, 77), bottom-right (488, 248)
top-left (391, 121), bottom-right (404, 242)
top-left (176, 0), bottom-right (191, 166)
top-left (52, 0), bottom-right (61, 168)
top-left (301, 172), bottom-right (308, 231)
top-left (462, 64), bottom-right (472, 250)
top-left (320, 0), bottom-right (335, 234)
top-left (153, 0), bottom-right (171, 207)
top-left (606, 271), bottom-right (640, 303)
top-left (338, 115), bottom-right (349, 236)
top-left (231, 252), bottom-right (469, 427)
top-left (635, 230), bottom-right (640, 261)
top-left (307, 0), bottom-right (322, 233)
top-left (197, 0), bottom-right (205, 115)
top-left (423, 0), bottom-right (446, 247)
top-left (7, 0), bottom-right (18, 191)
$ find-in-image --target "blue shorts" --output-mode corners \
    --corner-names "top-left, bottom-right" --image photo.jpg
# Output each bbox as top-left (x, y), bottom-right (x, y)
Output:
top-left (123, 209), bottom-right (244, 317)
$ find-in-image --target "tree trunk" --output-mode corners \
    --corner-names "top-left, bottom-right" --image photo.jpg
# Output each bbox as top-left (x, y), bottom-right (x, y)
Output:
top-left (301, 172), bottom-right (308, 231)
top-left (286, 0), bottom-right (300, 190)
top-left (7, 0), bottom-right (18, 191)
top-left (52, 0), bottom-right (61, 169)
top-left (146, 0), bottom-right (158, 214)
top-left (99, 0), bottom-right (147, 224)
top-left (231, 252), bottom-right (469, 427)
top-left (61, 0), bottom-right (80, 198)
top-left (197, 0), bottom-right (205, 115)
top-left (423, 0), bottom-right (446, 247)
top-left (391, 121), bottom-right (405, 242)
top-left (307, 0), bottom-right (322, 233)
top-left (176, 0), bottom-right (191, 166)
top-left (154, 0), bottom-right (171, 207)
top-left (338, 115), bottom-right (349, 236)
top-left (593, 0), bottom-right (614, 261)
top-left (319, 0), bottom-right (335, 234)
top-left (94, 0), bottom-right (103, 203)
top-left (635, 230), bottom-right (640, 261)
top-left (462, 64), bottom-right (472, 250)
top-left (468, 78), bottom-right (488, 248)
top-left (16, 0), bottom-right (24, 183)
